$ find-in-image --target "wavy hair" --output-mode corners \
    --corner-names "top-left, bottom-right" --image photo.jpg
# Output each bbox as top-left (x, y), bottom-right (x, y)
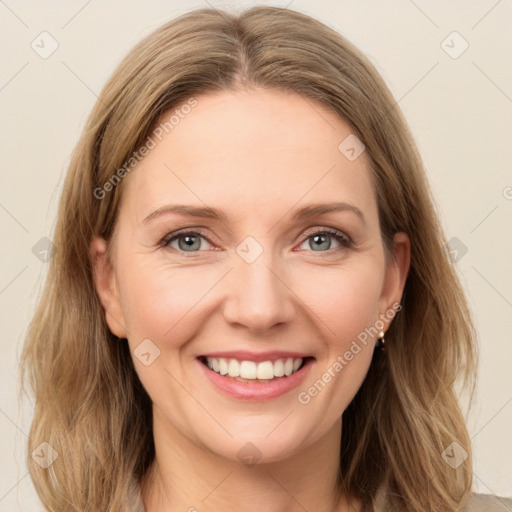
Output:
top-left (20, 6), bottom-right (477, 511)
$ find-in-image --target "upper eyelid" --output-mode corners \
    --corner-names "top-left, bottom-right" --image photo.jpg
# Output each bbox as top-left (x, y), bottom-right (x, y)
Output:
top-left (162, 228), bottom-right (213, 244)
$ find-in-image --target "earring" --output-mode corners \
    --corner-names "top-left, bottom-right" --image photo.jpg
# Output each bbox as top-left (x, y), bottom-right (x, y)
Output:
top-left (376, 330), bottom-right (386, 350)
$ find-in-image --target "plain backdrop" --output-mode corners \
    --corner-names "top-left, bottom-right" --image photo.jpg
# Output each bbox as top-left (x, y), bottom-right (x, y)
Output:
top-left (1, 0), bottom-right (511, 509)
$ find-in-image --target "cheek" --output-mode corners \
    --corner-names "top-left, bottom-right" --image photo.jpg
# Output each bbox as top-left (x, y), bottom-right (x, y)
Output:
top-left (296, 267), bottom-right (382, 410)
top-left (294, 261), bottom-right (384, 344)
top-left (116, 259), bottom-right (218, 405)
top-left (116, 254), bottom-right (223, 343)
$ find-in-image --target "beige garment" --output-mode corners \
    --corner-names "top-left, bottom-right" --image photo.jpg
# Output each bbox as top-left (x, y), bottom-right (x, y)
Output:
top-left (463, 494), bottom-right (512, 511)
top-left (373, 485), bottom-right (512, 511)
top-left (126, 479), bottom-right (512, 512)
top-left (127, 478), bottom-right (146, 512)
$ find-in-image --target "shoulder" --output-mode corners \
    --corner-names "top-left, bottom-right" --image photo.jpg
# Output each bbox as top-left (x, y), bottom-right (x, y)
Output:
top-left (374, 486), bottom-right (512, 511)
top-left (463, 493), bottom-right (512, 511)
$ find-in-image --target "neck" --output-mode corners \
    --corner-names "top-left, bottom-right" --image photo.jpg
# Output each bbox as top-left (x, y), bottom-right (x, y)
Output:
top-left (140, 407), bottom-right (360, 512)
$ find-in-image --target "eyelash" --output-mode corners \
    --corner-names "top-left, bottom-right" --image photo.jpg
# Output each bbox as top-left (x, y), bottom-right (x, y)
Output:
top-left (159, 227), bottom-right (352, 256)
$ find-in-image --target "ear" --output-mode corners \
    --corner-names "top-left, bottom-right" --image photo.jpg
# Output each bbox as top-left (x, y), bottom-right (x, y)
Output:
top-left (379, 232), bottom-right (410, 327)
top-left (90, 236), bottom-right (128, 338)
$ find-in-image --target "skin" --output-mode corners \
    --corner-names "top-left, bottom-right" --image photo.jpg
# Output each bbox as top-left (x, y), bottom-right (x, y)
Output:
top-left (91, 87), bottom-right (410, 512)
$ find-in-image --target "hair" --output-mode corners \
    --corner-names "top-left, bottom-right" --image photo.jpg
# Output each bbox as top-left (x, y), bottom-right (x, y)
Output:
top-left (20, 5), bottom-right (477, 512)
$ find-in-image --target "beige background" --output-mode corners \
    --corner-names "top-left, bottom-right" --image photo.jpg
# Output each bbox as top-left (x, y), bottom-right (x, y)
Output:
top-left (1, 0), bottom-right (511, 509)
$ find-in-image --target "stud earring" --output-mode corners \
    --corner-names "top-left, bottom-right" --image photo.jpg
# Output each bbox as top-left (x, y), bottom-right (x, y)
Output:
top-left (376, 330), bottom-right (386, 350)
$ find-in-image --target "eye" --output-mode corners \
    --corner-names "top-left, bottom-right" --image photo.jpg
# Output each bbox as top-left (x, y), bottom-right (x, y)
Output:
top-left (297, 227), bottom-right (352, 253)
top-left (160, 230), bottom-right (214, 253)
top-left (160, 227), bottom-right (352, 255)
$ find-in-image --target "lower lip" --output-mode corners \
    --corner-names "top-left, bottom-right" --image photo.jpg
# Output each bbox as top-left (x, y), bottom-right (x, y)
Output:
top-left (198, 358), bottom-right (314, 401)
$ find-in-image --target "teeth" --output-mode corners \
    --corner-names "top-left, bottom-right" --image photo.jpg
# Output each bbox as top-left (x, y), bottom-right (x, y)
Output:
top-left (284, 358), bottom-right (293, 376)
top-left (218, 358), bottom-right (228, 375)
top-left (240, 360), bottom-right (257, 379)
top-left (273, 359), bottom-right (285, 377)
top-left (204, 356), bottom-right (304, 380)
top-left (228, 359), bottom-right (240, 377)
top-left (256, 361), bottom-right (274, 380)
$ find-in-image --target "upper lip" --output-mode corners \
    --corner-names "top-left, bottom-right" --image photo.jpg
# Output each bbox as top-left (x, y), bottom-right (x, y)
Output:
top-left (199, 350), bottom-right (313, 363)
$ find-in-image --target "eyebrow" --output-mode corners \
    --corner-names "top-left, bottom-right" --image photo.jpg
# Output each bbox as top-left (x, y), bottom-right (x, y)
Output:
top-left (142, 202), bottom-right (366, 226)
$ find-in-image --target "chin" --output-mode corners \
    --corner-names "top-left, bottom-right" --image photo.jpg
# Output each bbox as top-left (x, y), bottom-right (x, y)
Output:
top-left (195, 422), bottom-right (312, 466)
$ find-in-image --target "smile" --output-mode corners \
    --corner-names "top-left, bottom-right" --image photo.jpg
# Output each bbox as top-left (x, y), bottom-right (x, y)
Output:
top-left (197, 352), bottom-right (315, 401)
top-left (203, 356), bottom-right (305, 381)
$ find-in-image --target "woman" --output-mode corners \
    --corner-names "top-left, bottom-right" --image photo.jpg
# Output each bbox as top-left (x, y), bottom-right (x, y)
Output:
top-left (20, 6), bottom-right (511, 512)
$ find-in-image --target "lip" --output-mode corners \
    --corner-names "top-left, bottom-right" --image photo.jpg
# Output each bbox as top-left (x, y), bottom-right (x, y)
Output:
top-left (197, 356), bottom-right (314, 401)
top-left (199, 350), bottom-right (313, 363)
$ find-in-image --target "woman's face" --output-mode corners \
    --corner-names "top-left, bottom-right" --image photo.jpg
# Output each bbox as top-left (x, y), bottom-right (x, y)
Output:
top-left (92, 88), bottom-right (409, 464)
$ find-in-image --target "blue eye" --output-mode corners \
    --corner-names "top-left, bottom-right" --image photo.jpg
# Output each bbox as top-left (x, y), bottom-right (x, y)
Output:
top-left (161, 231), bottom-right (213, 252)
top-left (298, 228), bottom-right (352, 252)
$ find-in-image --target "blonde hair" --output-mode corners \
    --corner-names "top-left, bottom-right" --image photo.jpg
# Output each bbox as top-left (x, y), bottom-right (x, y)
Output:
top-left (20, 6), bottom-right (477, 511)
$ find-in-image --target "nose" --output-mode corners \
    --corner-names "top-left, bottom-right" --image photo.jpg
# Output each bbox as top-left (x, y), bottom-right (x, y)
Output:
top-left (222, 251), bottom-right (295, 333)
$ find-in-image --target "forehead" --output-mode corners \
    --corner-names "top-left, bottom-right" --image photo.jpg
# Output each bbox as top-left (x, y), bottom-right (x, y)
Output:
top-left (118, 88), bottom-right (377, 225)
